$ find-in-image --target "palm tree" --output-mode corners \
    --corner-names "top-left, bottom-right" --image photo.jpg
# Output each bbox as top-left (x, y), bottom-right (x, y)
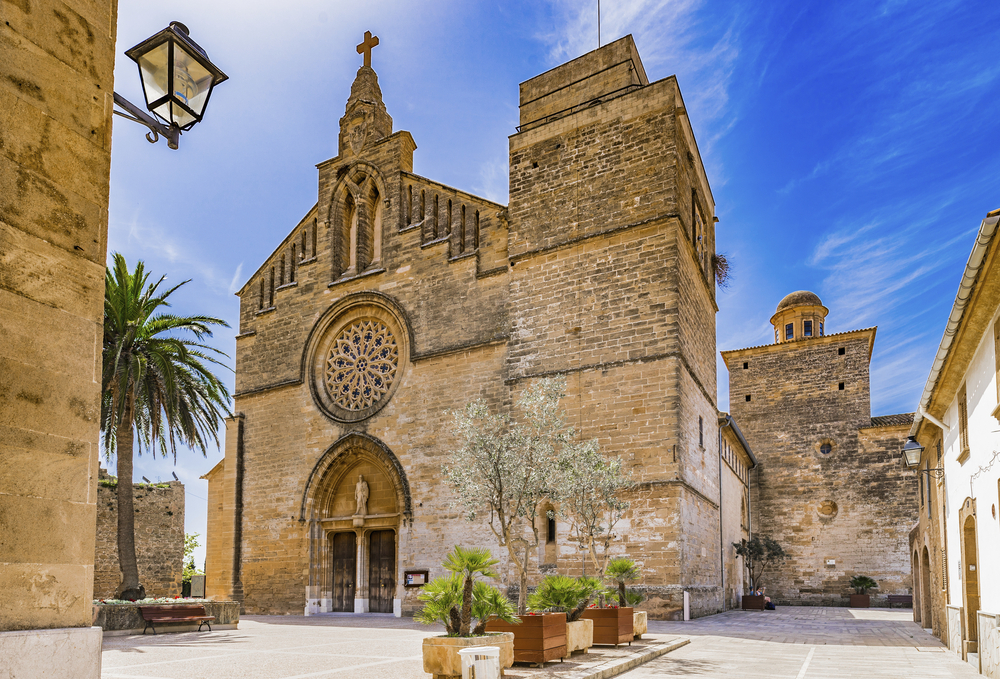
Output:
top-left (442, 545), bottom-right (501, 635)
top-left (101, 253), bottom-right (231, 599)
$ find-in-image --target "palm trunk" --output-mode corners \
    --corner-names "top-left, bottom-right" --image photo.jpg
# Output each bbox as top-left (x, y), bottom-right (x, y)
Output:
top-left (115, 419), bottom-right (142, 598)
top-left (460, 574), bottom-right (474, 636)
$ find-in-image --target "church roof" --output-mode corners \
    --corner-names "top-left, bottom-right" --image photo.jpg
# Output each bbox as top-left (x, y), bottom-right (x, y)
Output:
top-left (776, 290), bottom-right (823, 312)
top-left (867, 413), bottom-right (915, 428)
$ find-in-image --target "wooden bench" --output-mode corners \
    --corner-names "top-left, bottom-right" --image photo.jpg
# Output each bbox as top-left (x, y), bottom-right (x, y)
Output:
top-left (140, 604), bottom-right (214, 635)
top-left (887, 595), bottom-right (912, 608)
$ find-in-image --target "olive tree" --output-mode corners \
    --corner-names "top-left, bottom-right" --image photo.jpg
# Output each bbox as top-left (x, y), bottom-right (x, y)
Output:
top-left (444, 378), bottom-right (569, 614)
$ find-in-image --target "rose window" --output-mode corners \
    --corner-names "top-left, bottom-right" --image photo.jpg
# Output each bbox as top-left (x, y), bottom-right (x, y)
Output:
top-left (324, 320), bottom-right (399, 410)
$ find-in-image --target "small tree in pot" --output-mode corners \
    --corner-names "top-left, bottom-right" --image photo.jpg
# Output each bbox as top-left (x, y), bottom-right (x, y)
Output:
top-left (417, 546), bottom-right (519, 679)
top-left (528, 575), bottom-right (602, 656)
top-left (849, 575), bottom-right (878, 608)
top-left (733, 536), bottom-right (787, 609)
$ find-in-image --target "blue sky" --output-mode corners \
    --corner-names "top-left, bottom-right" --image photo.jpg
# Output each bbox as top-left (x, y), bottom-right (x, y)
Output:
top-left (108, 0), bottom-right (1000, 570)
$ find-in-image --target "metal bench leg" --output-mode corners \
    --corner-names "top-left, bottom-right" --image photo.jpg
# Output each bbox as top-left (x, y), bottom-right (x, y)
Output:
top-left (199, 621), bottom-right (212, 632)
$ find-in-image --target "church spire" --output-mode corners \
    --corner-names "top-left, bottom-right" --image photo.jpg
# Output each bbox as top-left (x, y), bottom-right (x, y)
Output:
top-left (339, 31), bottom-right (392, 157)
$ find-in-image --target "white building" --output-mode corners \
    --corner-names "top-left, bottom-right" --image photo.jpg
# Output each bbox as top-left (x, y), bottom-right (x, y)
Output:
top-left (908, 208), bottom-right (1000, 677)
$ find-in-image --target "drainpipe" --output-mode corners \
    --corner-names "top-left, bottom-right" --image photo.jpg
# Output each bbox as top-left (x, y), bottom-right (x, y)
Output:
top-left (718, 416), bottom-right (726, 611)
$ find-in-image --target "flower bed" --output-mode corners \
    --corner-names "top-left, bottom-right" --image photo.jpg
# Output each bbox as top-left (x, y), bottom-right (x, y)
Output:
top-left (93, 599), bottom-right (240, 635)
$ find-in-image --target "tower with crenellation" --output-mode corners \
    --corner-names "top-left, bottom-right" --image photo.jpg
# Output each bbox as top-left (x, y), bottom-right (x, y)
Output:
top-left (205, 32), bottom-right (749, 620)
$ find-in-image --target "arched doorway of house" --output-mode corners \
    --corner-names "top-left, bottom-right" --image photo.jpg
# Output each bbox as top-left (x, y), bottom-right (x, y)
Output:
top-left (301, 433), bottom-right (412, 614)
top-left (921, 546), bottom-right (933, 629)
top-left (912, 550), bottom-right (922, 624)
top-left (962, 514), bottom-right (980, 650)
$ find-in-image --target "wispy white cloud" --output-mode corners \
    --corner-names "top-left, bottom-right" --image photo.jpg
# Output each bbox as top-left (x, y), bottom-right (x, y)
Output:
top-left (541, 0), bottom-right (744, 182)
top-left (474, 157), bottom-right (509, 205)
top-left (228, 263), bottom-right (245, 295)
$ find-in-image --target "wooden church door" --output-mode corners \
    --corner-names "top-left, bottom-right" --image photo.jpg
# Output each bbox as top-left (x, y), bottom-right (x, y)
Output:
top-left (331, 532), bottom-right (356, 612)
top-left (368, 530), bottom-right (395, 613)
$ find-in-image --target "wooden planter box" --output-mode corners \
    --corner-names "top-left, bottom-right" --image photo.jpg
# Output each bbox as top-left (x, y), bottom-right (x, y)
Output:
top-left (850, 594), bottom-right (870, 608)
top-left (486, 612), bottom-right (566, 665)
top-left (422, 632), bottom-right (514, 679)
top-left (581, 607), bottom-right (633, 646)
top-left (741, 595), bottom-right (765, 610)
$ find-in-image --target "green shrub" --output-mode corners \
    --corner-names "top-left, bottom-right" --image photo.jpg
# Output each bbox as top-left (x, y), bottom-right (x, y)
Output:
top-left (528, 575), bottom-right (603, 621)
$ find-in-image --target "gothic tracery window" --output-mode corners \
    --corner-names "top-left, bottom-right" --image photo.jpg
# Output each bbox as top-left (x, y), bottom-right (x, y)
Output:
top-left (324, 319), bottom-right (399, 411)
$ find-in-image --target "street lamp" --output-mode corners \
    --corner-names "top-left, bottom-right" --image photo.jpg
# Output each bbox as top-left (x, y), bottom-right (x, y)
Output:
top-left (113, 22), bottom-right (228, 150)
top-left (901, 436), bottom-right (945, 478)
top-left (901, 436), bottom-right (925, 469)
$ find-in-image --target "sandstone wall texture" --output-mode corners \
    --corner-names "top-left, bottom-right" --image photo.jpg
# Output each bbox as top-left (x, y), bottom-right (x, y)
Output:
top-left (0, 0), bottom-right (118, 632)
top-left (205, 35), bottom-right (735, 620)
top-left (724, 329), bottom-right (918, 606)
top-left (93, 469), bottom-right (185, 599)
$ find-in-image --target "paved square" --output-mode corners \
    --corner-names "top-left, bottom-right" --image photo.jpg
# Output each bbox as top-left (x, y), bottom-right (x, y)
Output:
top-left (620, 607), bottom-right (978, 678)
top-left (101, 608), bottom-right (979, 679)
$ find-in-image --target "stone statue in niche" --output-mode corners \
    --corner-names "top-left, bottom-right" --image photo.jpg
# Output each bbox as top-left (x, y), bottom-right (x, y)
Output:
top-left (355, 474), bottom-right (369, 516)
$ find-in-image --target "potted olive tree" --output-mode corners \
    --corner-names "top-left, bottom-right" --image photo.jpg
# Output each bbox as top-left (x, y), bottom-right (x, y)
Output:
top-left (849, 576), bottom-right (878, 608)
top-left (733, 536), bottom-right (787, 610)
top-left (418, 546), bottom-right (519, 679)
top-left (527, 575), bottom-right (602, 657)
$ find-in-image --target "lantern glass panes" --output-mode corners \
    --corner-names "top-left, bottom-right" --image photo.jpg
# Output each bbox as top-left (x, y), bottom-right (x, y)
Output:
top-left (126, 23), bottom-right (227, 131)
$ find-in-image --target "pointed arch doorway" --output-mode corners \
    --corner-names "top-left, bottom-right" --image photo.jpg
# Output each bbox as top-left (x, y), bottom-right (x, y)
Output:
top-left (301, 433), bottom-right (412, 615)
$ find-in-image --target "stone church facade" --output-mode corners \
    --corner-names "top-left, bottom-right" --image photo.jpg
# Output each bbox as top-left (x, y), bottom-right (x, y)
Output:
top-left (722, 292), bottom-right (918, 606)
top-left (204, 35), bottom-right (738, 619)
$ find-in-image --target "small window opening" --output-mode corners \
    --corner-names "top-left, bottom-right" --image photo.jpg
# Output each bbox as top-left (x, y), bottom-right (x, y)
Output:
top-left (838, 382), bottom-right (845, 391)
top-left (745, 394), bottom-right (751, 402)
top-left (532, 161), bottom-right (539, 169)
top-left (546, 516), bottom-right (556, 544)
top-left (804, 320), bottom-right (813, 337)
top-left (699, 416), bottom-right (704, 446)
top-left (838, 347), bottom-right (845, 355)
top-left (820, 322), bottom-right (825, 336)
top-left (820, 443), bottom-right (832, 455)
top-left (785, 323), bottom-right (794, 340)
top-left (743, 362), bottom-right (748, 370)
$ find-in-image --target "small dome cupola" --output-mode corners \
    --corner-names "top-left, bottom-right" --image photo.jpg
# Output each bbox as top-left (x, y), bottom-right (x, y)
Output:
top-left (770, 290), bottom-right (829, 343)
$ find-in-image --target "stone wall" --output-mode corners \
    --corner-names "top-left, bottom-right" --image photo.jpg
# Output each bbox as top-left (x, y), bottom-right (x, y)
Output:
top-left (0, 0), bottom-right (117, 644)
top-left (724, 329), bottom-right (918, 606)
top-left (206, 35), bottom-right (736, 621)
top-left (94, 469), bottom-right (184, 599)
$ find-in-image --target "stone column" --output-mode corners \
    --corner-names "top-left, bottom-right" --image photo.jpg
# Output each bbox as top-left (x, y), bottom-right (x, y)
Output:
top-left (0, 0), bottom-right (119, 675)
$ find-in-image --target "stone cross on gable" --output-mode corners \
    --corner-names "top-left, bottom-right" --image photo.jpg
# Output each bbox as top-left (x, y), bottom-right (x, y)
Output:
top-left (357, 30), bottom-right (379, 68)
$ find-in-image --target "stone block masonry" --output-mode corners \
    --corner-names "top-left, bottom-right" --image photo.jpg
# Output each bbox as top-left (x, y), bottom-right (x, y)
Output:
top-left (205, 34), bottom-right (737, 621)
top-left (723, 300), bottom-right (918, 607)
top-left (94, 468), bottom-right (185, 599)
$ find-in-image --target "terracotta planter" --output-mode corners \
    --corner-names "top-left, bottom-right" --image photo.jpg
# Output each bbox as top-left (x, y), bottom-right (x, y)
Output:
top-left (633, 610), bottom-right (647, 639)
top-left (422, 632), bottom-right (514, 679)
top-left (741, 595), bottom-right (765, 610)
top-left (850, 594), bottom-right (870, 608)
top-left (486, 612), bottom-right (567, 665)
top-left (581, 607), bottom-right (633, 646)
top-left (565, 618), bottom-right (593, 657)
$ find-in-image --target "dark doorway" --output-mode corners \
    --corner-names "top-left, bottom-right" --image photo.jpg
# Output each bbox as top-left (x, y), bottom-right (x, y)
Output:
top-left (331, 532), bottom-right (356, 612)
top-left (368, 530), bottom-right (395, 613)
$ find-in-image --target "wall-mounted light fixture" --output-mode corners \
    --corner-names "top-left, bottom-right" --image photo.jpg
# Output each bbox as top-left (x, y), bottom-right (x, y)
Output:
top-left (113, 22), bottom-right (228, 150)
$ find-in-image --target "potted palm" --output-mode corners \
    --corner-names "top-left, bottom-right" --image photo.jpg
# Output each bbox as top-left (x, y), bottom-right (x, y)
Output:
top-left (418, 546), bottom-right (518, 679)
top-left (527, 575), bottom-right (602, 657)
top-left (849, 576), bottom-right (877, 608)
top-left (582, 557), bottom-right (638, 646)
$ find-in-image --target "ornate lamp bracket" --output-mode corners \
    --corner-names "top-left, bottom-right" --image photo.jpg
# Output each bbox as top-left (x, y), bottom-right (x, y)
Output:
top-left (112, 92), bottom-right (181, 150)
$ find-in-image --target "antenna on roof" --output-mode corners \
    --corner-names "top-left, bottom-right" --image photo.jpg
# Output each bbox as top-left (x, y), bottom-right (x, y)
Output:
top-left (598, 0), bottom-right (601, 48)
